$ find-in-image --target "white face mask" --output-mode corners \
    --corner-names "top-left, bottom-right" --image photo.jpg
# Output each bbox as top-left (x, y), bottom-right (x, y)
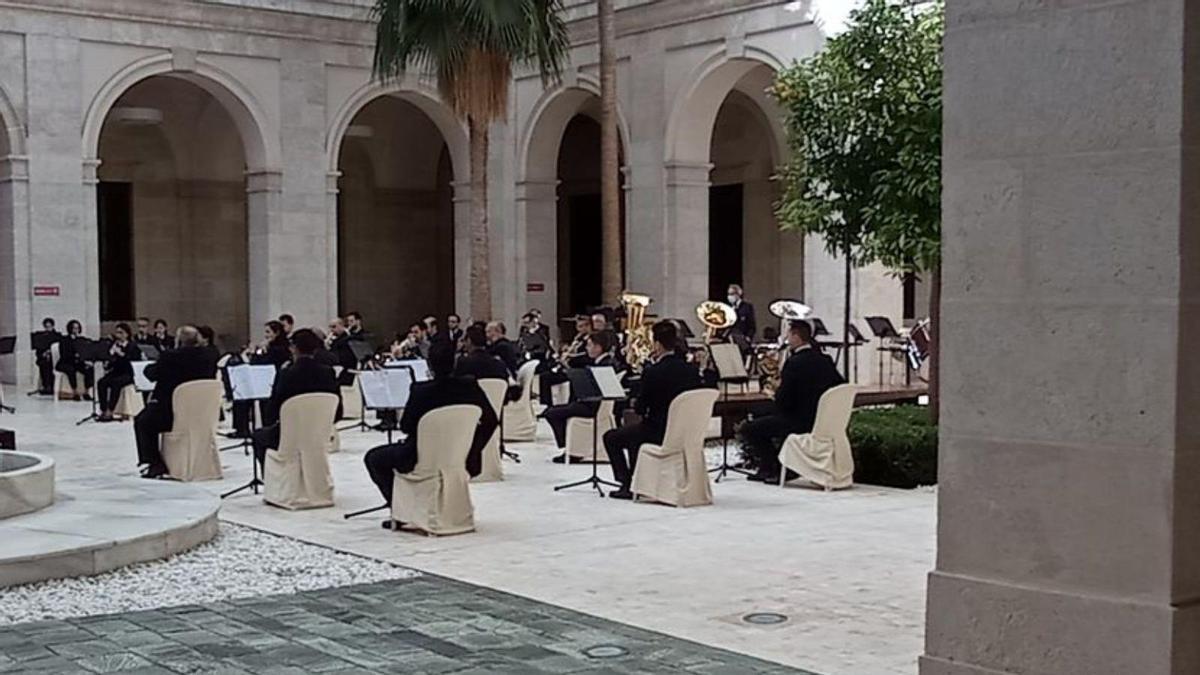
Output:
top-left (727, 295), bottom-right (738, 305)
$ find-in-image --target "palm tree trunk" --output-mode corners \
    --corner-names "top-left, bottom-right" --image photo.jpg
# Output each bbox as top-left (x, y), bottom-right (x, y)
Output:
top-left (842, 230), bottom-right (852, 380)
top-left (468, 115), bottom-right (492, 320)
top-left (598, 0), bottom-right (622, 305)
top-left (928, 263), bottom-right (940, 424)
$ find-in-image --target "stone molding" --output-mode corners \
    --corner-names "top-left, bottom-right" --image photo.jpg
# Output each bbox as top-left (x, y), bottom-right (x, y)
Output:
top-left (0, 155), bottom-right (29, 183)
top-left (245, 169), bottom-right (283, 194)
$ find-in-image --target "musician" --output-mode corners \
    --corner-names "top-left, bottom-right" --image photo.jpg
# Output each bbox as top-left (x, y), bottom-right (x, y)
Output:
top-left (134, 317), bottom-right (153, 346)
top-left (591, 312), bottom-right (610, 333)
top-left (327, 318), bottom-right (358, 385)
top-left (230, 321), bottom-right (291, 437)
top-left (446, 313), bottom-right (464, 345)
top-left (547, 331), bottom-right (620, 463)
top-left (95, 323), bottom-right (143, 422)
top-left (346, 311), bottom-right (366, 340)
top-left (485, 321), bottom-right (519, 376)
top-left (454, 325), bottom-right (509, 381)
top-left (152, 319), bottom-right (175, 352)
top-left (33, 317), bottom-right (60, 396)
top-left (393, 323), bottom-right (429, 360)
top-left (741, 319), bottom-right (845, 483)
top-left (134, 326), bottom-right (217, 478)
top-left (363, 340), bottom-right (499, 528)
top-left (310, 328), bottom-right (340, 368)
top-left (603, 321), bottom-right (704, 499)
top-left (251, 329), bottom-right (341, 468)
top-left (537, 315), bottom-right (591, 405)
top-left (55, 319), bottom-right (93, 400)
top-left (197, 325), bottom-right (219, 362)
top-left (727, 284), bottom-right (757, 341)
top-left (278, 314), bottom-right (295, 337)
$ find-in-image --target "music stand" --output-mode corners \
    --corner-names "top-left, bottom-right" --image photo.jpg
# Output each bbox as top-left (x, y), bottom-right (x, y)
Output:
top-left (220, 364), bottom-right (275, 499)
top-left (865, 316), bottom-right (907, 386)
top-left (341, 368), bottom-right (413, 520)
top-left (0, 336), bottom-right (15, 413)
top-left (554, 367), bottom-right (624, 497)
top-left (707, 343), bottom-right (753, 481)
top-left (74, 339), bottom-right (112, 425)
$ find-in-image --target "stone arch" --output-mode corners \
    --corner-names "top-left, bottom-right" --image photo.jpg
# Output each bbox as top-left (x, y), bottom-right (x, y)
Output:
top-left (82, 53), bottom-right (278, 170)
top-left (0, 82), bottom-right (24, 158)
top-left (518, 74), bottom-right (631, 183)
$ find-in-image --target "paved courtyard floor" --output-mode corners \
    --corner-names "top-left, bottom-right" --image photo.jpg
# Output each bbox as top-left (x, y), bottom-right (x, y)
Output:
top-left (2, 396), bottom-right (935, 674)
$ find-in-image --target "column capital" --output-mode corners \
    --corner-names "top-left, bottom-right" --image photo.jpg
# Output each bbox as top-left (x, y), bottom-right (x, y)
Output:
top-left (0, 154), bottom-right (30, 183)
top-left (81, 157), bottom-right (102, 185)
top-left (326, 170), bottom-right (342, 195)
top-left (664, 161), bottom-right (713, 187)
top-left (452, 180), bottom-right (473, 204)
top-left (515, 179), bottom-right (559, 202)
top-left (245, 169), bottom-right (283, 194)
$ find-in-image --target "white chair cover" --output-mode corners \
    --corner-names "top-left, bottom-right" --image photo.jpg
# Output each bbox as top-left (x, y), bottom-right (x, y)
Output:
top-left (502, 361), bottom-right (538, 442)
top-left (51, 342), bottom-right (79, 399)
top-left (160, 379), bottom-right (224, 482)
top-left (391, 405), bottom-right (482, 535)
top-left (115, 384), bottom-right (144, 418)
top-left (264, 392), bottom-right (339, 510)
top-left (631, 389), bottom-right (719, 507)
top-left (565, 399), bottom-right (615, 463)
top-left (473, 378), bottom-right (507, 482)
top-left (341, 372), bottom-right (363, 420)
top-left (778, 384), bottom-right (858, 490)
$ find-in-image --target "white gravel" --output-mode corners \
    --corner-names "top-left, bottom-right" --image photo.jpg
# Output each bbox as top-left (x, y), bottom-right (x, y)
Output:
top-left (0, 523), bottom-right (419, 626)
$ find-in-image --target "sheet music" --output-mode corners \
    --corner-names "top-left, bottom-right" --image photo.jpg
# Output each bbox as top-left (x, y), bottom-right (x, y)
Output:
top-left (228, 364), bottom-right (275, 400)
top-left (358, 368), bottom-right (414, 410)
top-left (589, 366), bottom-right (626, 400)
top-left (709, 343), bottom-right (749, 380)
top-left (385, 358), bottom-right (431, 382)
top-left (132, 361), bottom-right (154, 392)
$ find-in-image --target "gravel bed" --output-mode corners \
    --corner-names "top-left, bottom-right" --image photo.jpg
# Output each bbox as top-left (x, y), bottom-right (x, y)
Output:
top-left (0, 523), bottom-right (418, 626)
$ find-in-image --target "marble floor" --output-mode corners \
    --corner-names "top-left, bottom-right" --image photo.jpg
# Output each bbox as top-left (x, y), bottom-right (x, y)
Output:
top-left (1, 395), bottom-right (935, 675)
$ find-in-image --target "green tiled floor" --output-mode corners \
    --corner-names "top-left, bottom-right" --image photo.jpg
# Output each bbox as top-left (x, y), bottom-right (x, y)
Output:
top-left (0, 575), bottom-right (819, 674)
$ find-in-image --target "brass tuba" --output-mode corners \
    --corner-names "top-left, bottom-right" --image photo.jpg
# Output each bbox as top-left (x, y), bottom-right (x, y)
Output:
top-left (696, 301), bottom-right (737, 343)
top-left (621, 291), bottom-right (654, 372)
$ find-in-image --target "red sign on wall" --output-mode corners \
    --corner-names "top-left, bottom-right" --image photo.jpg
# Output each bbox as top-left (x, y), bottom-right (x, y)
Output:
top-left (527, 282), bottom-right (546, 293)
top-left (33, 285), bottom-right (60, 297)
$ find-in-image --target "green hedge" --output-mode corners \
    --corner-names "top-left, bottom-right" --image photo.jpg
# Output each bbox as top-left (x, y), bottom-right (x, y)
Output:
top-left (849, 405), bottom-right (937, 489)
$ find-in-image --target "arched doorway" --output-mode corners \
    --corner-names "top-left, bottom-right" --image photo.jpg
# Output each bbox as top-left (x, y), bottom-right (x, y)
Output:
top-left (95, 75), bottom-right (251, 347)
top-left (336, 96), bottom-right (456, 344)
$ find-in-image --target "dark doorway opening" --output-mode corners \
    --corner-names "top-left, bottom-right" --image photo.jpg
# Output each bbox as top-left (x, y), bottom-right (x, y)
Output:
top-left (97, 181), bottom-right (134, 321)
top-left (566, 193), bottom-right (603, 313)
top-left (709, 183), bottom-right (744, 301)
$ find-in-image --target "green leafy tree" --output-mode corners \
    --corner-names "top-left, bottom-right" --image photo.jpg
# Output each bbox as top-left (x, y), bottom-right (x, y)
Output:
top-left (772, 0), bottom-right (943, 418)
top-left (372, 0), bottom-right (569, 319)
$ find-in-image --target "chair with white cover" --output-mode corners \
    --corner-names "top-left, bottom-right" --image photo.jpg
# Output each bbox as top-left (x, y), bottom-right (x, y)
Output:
top-left (564, 399), bottom-right (615, 463)
top-left (778, 384), bottom-right (858, 490)
top-left (391, 404), bottom-right (482, 535)
top-left (114, 384), bottom-right (144, 419)
top-left (631, 388), bottom-right (720, 507)
top-left (341, 372), bottom-right (363, 420)
top-left (473, 378), bottom-right (507, 482)
top-left (160, 379), bottom-right (224, 482)
top-left (502, 361), bottom-right (538, 442)
top-left (51, 342), bottom-right (80, 400)
top-left (263, 392), bottom-right (340, 510)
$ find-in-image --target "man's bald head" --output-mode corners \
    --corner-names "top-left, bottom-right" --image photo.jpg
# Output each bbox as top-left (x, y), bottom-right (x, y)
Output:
top-left (176, 325), bottom-right (200, 348)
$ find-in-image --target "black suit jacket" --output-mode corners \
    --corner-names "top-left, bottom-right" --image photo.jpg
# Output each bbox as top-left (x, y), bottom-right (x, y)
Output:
top-left (636, 353), bottom-right (704, 442)
top-left (252, 339), bottom-right (291, 369)
top-left (454, 349), bottom-right (510, 382)
top-left (105, 340), bottom-right (143, 379)
top-left (399, 376), bottom-right (499, 478)
top-left (775, 346), bottom-right (845, 434)
top-left (264, 356), bottom-right (342, 425)
top-left (733, 300), bottom-right (756, 340)
top-left (488, 338), bottom-right (519, 376)
top-left (571, 353), bottom-right (618, 416)
top-left (145, 346), bottom-right (217, 412)
top-left (329, 334), bottom-right (357, 371)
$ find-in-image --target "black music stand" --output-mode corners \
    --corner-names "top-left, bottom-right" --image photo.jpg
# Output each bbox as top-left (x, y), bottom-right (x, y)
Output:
top-left (865, 316), bottom-right (908, 386)
top-left (343, 367), bottom-right (414, 520)
top-left (0, 336), bottom-right (15, 413)
top-left (554, 367), bottom-right (624, 497)
top-left (219, 365), bottom-right (274, 498)
top-left (74, 339), bottom-right (112, 425)
top-left (706, 343), bottom-right (753, 482)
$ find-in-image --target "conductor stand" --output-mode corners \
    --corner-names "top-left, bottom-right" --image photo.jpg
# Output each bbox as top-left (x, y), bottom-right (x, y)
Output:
top-left (554, 366), bottom-right (624, 497)
top-left (75, 339), bottom-right (111, 425)
top-left (0, 336), bottom-right (15, 413)
top-left (707, 342), bottom-right (754, 482)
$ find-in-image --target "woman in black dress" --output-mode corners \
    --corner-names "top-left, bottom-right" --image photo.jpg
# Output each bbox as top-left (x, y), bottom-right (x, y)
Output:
top-left (55, 319), bottom-right (93, 400)
top-left (97, 322), bottom-right (142, 421)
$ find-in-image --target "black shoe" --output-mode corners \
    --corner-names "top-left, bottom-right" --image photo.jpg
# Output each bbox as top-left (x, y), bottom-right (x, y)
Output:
top-left (782, 469), bottom-right (799, 483)
top-left (609, 488), bottom-right (633, 500)
top-left (381, 518), bottom-right (403, 530)
top-left (551, 453), bottom-right (567, 464)
top-left (142, 463), bottom-right (168, 479)
top-left (747, 471), bottom-right (768, 482)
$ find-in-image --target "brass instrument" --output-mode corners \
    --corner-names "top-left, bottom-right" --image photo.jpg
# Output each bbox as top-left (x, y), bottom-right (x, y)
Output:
top-left (621, 291), bottom-right (654, 371)
top-left (696, 301), bottom-right (737, 343)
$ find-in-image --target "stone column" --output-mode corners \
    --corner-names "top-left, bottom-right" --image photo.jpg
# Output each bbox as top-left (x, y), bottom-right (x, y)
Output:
top-left (923, 1), bottom-right (1200, 673)
top-left (245, 169), bottom-right (283, 334)
top-left (325, 170), bottom-right (341, 320)
top-left (515, 179), bottom-right (559, 330)
top-left (0, 154), bottom-right (30, 385)
top-left (662, 161), bottom-right (712, 327)
top-left (451, 181), bottom-right (472, 319)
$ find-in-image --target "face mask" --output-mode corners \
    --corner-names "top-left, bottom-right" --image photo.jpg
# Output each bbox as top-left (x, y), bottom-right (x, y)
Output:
top-left (727, 295), bottom-right (738, 305)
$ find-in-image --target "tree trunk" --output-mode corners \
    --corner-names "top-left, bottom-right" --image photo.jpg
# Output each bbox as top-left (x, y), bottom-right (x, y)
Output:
top-left (598, 0), bottom-right (623, 305)
top-left (468, 115), bottom-right (492, 320)
top-left (928, 263), bottom-right (941, 424)
top-left (842, 231), bottom-right (852, 380)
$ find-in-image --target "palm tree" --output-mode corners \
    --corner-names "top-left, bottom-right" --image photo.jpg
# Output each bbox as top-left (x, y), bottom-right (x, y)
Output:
top-left (372, 0), bottom-right (569, 320)
top-left (597, 0), bottom-right (622, 306)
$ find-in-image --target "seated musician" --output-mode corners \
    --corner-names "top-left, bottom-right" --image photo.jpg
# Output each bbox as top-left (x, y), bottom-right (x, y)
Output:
top-left (394, 322), bottom-right (429, 360)
top-left (446, 313), bottom-right (464, 345)
top-left (538, 315), bottom-right (591, 405)
top-left (133, 326), bottom-right (217, 478)
top-left (423, 316), bottom-right (451, 345)
top-left (33, 317), bottom-right (60, 396)
top-left (55, 319), bottom-right (93, 400)
top-left (454, 325), bottom-right (509, 381)
top-left (251, 329), bottom-right (342, 468)
top-left (327, 318), bottom-right (358, 386)
top-left (278, 313), bottom-right (295, 337)
top-left (547, 330), bottom-right (619, 464)
top-left (134, 317), bottom-right (153, 346)
top-left (230, 320), bottom-right (291, 437)
top-left (485, 321), bottom-right (519, 377)
top-left (740, 319), bottom-right (845, 483)
top-left (518, 310), bottom-right (551, 360)
top-left (346, 311), bottom-right (367, 341)
top-left (96, 322), bottom-right (142, 422)
top-left (603, 321), bottom-right (704, 499)
top-left (152, 319), bottom-right (175, 352)
top-left (362, 340), bottom-right (499, 528)
top-left (197, 325), bottom-right (219, 362)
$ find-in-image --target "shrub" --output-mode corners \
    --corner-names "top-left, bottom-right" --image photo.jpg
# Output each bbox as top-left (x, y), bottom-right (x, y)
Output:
top-left (849, 405), bottom-right (937, 489)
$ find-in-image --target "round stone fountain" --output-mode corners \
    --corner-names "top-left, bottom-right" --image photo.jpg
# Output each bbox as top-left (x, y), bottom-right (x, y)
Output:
top-left (0, 451), bottom-right (55, 520)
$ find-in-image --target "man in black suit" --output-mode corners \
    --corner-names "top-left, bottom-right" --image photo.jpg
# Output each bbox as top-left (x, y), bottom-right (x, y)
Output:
top-left (741, 319), bottom-right (845, 483)
top-left (485, 321), bottom-right (519, 376)
top-left (32, 317), bottom-right (60, 395)
top-left (546, 331), bottom-right (619, 463)
top-left (728, 284), bottom-right (757, 341)
top-left (446, 313), bottom-right (464, 346)
top-left (454, 325), bottom-right (509, 381)
top-left (327, 317), bottom-right (357, 386)
top-left (133, 326), bottom-right (217, 478)
top-left (363, 340), bottom-right (499, 527)
top-left (603, 321), bottom-right (704, 499)
top-left (252, 329), bottom-right (342, 467)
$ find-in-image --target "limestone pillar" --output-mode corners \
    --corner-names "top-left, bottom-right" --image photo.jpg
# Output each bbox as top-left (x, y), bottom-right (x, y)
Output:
top-left (0, 154), bottom-right (30, 385)
top-left (662, 161), bottom-right (712, 327)
top-left (515, 179), bottom-right (559, 330)
top-left (245, 169), bottom-right (283, 337)
top-left (923, 1), bottom-right (1200, 672)
top-left (325, 170), bottom-right (341, 321)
